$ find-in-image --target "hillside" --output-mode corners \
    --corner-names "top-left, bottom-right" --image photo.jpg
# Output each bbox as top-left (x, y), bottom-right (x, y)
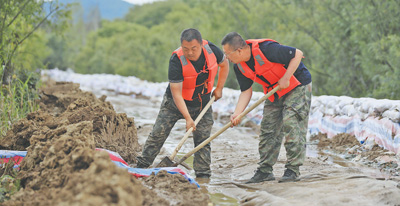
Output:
top-left (54, 0), bottom-right (134, 20)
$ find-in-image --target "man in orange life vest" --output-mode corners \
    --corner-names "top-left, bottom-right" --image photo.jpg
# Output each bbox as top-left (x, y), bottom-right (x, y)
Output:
top-left (136, 28), bottom-right (229, 178)
top-left (221, 32), bottom-right (312, 183)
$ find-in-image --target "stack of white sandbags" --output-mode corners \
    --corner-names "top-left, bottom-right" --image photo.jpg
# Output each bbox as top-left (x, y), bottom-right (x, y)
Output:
top-left (42, 68), bottom-right (168, 100)
top-left (311, 95), bottom-right (400, 122)
top-left (310, 95), bottom-right (400, 154)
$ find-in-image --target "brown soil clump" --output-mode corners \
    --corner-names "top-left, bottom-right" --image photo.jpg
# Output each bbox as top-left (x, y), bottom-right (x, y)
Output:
top-left (142, 170), bottom-right (209, 206)
top-left (311, 133), bottom-right (359, 152)
top-left (1, 80), bottom-right (207, 205)
top-left (5, 118), bottom-right (144, 205)
top-left (0, 80), bottom-right (140, 163)
top-left (310, 133), bottom-right (400, 176)
top-left (8, 138), bottom-right (143, 205)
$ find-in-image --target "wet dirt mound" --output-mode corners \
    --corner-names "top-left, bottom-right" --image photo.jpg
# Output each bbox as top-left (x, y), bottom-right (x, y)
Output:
top-left (311, 133), bottom-right (400, 176)
top-left (142, 170), bottom-right (209, 206)
top-left (39, 80), bottom-right (85, 115)
top-left (0, 81), bottom-right (139, 164)
top-left (1, 80), bottom-right (206, 205)
top-left (311, 133), bottom-right (359, 152)
top-left (5, 121), bottom-right (143, 206)
top-left (0, 111), bottom-right (53, 151)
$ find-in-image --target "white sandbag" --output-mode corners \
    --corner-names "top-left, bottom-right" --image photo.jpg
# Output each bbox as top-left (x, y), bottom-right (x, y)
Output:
top-left (342, 104), bottom-right (358, 116)
top-left (372, 99), bottom-right (393, 113)
top-left (359, 98), bottom-right (375, 113)
top-left (382, 110), bottom-right (400, 122)
top-left (337, 96), bottom-right (354, 109)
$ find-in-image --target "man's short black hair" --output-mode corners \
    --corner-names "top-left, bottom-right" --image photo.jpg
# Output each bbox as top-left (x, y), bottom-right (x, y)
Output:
top-left (221, 32), bottom-right (247, 50)
top-left (180, 28), bottom-right (202, 44)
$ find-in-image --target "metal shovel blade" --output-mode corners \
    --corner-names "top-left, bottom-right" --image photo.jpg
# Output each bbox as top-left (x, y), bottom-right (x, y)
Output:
top-left (155, 156), bottom-right (193, 170)
top-left (156, 156), bottom-right (177, 167)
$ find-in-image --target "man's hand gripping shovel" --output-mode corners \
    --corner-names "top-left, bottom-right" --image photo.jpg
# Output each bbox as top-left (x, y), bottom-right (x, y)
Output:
top-left (155, 96), bottom-right (216, 168)
top-left (158, 86), bottom-right (280, 168)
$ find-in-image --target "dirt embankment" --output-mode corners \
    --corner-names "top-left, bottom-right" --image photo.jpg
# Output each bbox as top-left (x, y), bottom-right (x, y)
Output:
top-left (0, 81), bottom-right (208, 205)
top-left (1, 80), bottom-right (139, 163)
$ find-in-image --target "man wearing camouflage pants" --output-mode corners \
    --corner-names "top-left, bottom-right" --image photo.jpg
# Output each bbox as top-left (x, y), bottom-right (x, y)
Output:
top-left (136, 28), bottom-right (229, 178)
top-left (221, 32), bottom-right (312, 183)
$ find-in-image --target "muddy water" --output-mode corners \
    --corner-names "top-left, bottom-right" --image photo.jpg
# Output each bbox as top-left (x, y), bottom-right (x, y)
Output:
top-left (104, 92), bottom-right (400, 206)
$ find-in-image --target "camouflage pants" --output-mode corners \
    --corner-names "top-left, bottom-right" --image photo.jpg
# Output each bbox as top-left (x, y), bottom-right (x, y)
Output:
top-left (258, 83), bottom-right (312, 176)
top-left (136, 94), bottom-right (214, 176)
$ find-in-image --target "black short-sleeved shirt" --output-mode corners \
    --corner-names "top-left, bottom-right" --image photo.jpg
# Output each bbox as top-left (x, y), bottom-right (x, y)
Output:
top-left (166, 40), bottom-right (225, 107)
top-left (234, 41), bottom-right (312, 93)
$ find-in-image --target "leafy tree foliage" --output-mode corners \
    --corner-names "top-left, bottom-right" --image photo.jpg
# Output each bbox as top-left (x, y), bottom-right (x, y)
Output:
top-left (0, 0), bottom-right (69, 85)
top-left (51, 0), bottom-right (400, 99)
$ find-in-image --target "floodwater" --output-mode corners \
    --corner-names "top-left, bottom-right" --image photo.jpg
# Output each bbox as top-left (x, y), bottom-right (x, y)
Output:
top-left (104, 92), bottom-right (400, 206)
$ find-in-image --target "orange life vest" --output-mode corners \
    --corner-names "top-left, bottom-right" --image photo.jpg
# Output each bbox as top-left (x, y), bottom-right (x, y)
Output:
top-left (237, 39), bottom-right (301, 102)
top-left (173, 40), bottom-right (218, 101)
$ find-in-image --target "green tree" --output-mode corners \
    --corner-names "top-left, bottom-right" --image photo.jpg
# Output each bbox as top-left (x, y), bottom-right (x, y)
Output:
top-left (0, 0), bottom-right (69, 85)
top-left (49, 0), bottom-right (400, 99)
top-left (44, 2), bottom-right (87, 71)
top-left (125, 0), bottom-right (178, 28)
top-left (282, 0), bottom-right (400, 99)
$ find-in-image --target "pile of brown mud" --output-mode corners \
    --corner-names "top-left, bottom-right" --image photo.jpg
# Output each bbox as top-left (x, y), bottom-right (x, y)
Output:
top-left (142, 170), bottom-right (209, 206)
top-left (311, 133), bottom-right (360, 152)
top-left (1, 81), bottom-right (208, 205)
top-left (0, 80), bottom-right (139, 163)
top-left (311, 133), bottom-right (400, 176)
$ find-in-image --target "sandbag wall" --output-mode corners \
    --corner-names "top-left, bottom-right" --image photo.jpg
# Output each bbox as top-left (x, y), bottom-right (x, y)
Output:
top-left (309, 96), bottom-right (400, 154)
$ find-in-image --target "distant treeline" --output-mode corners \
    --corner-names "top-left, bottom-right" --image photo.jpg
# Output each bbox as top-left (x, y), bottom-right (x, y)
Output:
top-left (35, 0), bottom-right (400, 99)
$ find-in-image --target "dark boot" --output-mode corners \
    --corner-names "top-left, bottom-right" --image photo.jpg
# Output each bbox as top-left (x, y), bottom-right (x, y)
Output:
top-left (196, 174), bottom-right (211, 179)
top-left (245, 169), bottom-right (275, 184)
top-left (278, 169), bottom-right (300, 183)
top-left (136, 158), bottom-right (150, 168)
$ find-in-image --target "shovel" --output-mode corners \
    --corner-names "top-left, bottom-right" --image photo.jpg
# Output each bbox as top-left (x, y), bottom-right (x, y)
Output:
top-left (155, 95), bottom-right (216, 168)
top-left (168, 86), bottom-right (280, 167)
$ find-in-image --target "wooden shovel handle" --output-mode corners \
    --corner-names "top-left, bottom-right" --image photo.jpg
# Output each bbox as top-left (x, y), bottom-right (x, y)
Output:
top-left (169, 96), bottom-right (216, 159)
top-left (177, 86), bottom-right (280, 165)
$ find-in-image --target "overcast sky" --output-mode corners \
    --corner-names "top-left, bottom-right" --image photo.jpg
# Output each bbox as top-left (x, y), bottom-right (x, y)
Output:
top-left (122, 0), bottom-right (164, 5)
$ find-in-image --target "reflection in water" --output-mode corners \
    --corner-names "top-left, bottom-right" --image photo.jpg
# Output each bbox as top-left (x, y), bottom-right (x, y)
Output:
top-left (175, 154), bottom-right (240, 205)
top-left (209, 193), bottom-right (239, 206)
top-left (198, 179), bottom-right (239, 206)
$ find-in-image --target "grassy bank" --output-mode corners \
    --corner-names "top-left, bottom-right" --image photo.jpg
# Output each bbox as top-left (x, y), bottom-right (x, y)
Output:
top-left (0, 71), bottom-right (40, 137)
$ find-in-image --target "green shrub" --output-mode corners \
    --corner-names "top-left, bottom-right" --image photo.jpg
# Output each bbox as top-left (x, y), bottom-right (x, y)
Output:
top-left (0, 70), bottom-right (40, 137)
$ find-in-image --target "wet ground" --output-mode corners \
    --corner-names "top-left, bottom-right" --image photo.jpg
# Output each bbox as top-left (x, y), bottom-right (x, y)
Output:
top-left (2, 80), bottom-right (399, 205)
top-left (107, 91), bottom-right (400, 206)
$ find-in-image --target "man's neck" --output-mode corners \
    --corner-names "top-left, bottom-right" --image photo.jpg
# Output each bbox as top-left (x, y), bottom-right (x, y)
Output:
top-left (243, 45), bottom-right (252, 62)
